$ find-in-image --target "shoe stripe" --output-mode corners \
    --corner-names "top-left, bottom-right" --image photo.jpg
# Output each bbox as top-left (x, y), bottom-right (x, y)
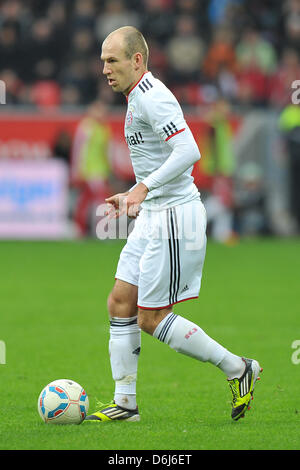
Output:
top-left (239, 367), bottom-right (253, 397)
top-left (104, 407), bottom-right (121, 415)
top-left (106, 410), bottom-right (129, 418)
top-left (104, 410), bottom-right (123, 418)
top-left (101, 407), bottom-right (116, 415)
top-left (103, 406), bottom-right (116, 412)
top-left (115, 412), bottom-right (130, 419)
top-left (240, 375), bottom-right (248, 396)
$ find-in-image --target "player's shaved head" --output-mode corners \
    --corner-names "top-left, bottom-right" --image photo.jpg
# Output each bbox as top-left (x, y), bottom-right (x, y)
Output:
top-left (101, 26), bottom-right (148, 95)
top-left (105, 26), bottom-right (149, 67)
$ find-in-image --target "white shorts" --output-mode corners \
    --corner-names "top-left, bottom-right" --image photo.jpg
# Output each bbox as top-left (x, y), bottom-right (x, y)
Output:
top-left (115, 199), bottom-right (207, 309)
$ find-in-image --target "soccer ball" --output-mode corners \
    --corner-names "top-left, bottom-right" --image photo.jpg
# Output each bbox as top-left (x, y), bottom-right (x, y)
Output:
top-left (37, 379), bottom-right (89, 424)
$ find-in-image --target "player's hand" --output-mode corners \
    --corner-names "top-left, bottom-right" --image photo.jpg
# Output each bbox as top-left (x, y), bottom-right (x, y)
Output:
top-left (126, 182), bottom-right (149, 218)
top-left (105, 192), bottom-right (129, 219)
top-left (105, 183), bottom-right (149, 219)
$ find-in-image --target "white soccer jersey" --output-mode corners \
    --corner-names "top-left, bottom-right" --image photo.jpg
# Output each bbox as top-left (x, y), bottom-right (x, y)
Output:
top-left (125, 71), bottom-right (201, 210)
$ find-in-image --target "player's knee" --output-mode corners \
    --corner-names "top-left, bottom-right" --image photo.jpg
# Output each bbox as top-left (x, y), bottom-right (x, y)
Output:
top-left (138, 308), bottom-right (171, 335)
top-left (107, 292), bottom-right (114, 316)
top-left (107, 291), bottom-right (122, 316)
top-left (107, 290), bottom-right (137, 318)
top-left (137, 311), bottom-right (151, 333)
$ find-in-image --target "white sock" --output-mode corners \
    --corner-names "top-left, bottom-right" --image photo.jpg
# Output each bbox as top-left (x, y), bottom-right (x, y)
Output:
top-left (153, 313), bottom-right (244, 379)
top-left (109, 316), bottom-right (141, 410)
top-left (217, 354), bottom-right (245, 380)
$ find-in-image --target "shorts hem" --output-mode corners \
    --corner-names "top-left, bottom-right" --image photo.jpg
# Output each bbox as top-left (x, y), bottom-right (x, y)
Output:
top-left (114, 275), bottom-right (139, 287)
top-left (137, 296), bottom-right (198, 310)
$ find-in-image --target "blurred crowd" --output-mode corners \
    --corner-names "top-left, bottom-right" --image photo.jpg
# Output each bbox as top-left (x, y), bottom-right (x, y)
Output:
top-left (1, 0), bottom-right (300, 240)
top-left (1, 0), bottom-right (300, 109)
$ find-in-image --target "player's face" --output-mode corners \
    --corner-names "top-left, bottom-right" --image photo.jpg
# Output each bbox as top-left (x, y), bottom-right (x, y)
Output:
top-left (101, 34), bottom-right (136, 96)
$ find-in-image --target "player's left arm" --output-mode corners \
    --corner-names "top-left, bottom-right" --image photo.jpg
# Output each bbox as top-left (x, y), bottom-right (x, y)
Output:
top-left (140, 89), bottom-right (200, 192)
top-left (126, 126), bottom-right (199, 217)
top-left (126, 88), bottom-right (201, 216)
top-left (141, 126), bottom-right (200, 191)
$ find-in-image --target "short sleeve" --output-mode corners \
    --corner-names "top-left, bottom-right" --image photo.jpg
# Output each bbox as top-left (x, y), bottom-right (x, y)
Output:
top-left (140, 86), bottom-right (187, 142)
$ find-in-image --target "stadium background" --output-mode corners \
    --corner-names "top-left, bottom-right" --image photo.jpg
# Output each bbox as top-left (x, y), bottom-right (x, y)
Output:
top-left (0, 0), bottom-right (300, 239)
top-left (1, 0), bottom-right (300, 452)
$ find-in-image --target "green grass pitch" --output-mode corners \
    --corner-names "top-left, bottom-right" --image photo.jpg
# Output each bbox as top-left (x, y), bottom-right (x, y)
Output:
top-left (1, 238), bottom-right (299, 450)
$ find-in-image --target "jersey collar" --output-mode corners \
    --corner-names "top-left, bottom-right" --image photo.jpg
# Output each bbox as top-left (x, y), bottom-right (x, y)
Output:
top-left (126, 71), bottom-right (150, 101)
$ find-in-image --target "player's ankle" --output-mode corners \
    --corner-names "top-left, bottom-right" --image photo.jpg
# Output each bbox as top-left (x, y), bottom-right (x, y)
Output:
top-left (114, 393), bottom-right (137, 410)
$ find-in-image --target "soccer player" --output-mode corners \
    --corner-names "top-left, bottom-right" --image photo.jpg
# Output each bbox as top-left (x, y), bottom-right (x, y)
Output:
top-left (85, 26), bottom-right (262, 423)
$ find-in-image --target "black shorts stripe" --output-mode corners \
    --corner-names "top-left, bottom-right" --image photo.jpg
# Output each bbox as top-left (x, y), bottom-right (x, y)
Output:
top-left (173, 208), bottom-right (181, 302)
top-left (167, 208), bottom-right (181, 305)
top-left (169, 211), bottom-right (177, 303)
top-left (167, 209), bottom-right (173, 305)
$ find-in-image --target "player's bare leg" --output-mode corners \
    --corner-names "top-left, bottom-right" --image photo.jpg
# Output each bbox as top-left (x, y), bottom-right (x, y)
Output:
top-left (137, 306), bottom-right (172, 334)
top-left (107, 279), bottom-right (138, 319)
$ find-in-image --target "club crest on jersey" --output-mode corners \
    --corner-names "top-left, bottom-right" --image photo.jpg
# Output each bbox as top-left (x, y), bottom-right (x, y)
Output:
top-left (126, 109), bottom-right (134, 126)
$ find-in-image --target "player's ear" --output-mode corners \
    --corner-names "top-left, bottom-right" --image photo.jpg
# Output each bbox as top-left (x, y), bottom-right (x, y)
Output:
top-left (133, 52), bottom-right (143, 70)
